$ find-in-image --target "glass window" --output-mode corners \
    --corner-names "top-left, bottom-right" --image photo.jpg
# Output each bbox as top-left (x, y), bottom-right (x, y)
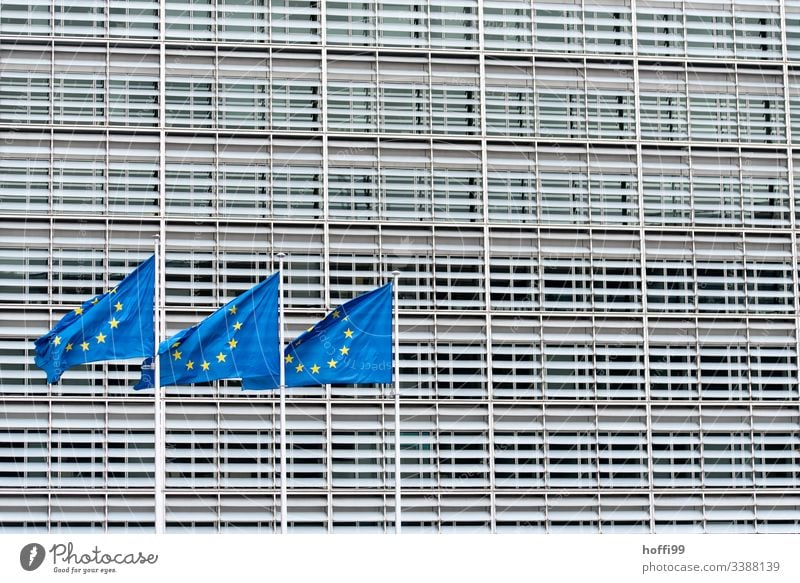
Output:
top-left (483, 0), bottom-right (533, 51)
top-left (429, 0), bottom-right (478, 50)
top-left (637, 1), bottom-right (685, 56)
top-left (534, 0), bottom-right (583, 53)
top-left (379, 57), bottom-right (429, 134)
top-left (487, 145), bottom-right (537, 223)
top-left (271, 53), bottom-right (322, 131)
top-left (217, 0), bottom-right (268, 43)
top-left (109, 1), bottom-right (159, 39)
top-left (584, 2), bottom-right (632, 55)
top-left (327, 55), bottom-right (378, 133)
top-left (430, 58), bottom-right (480, 135)
top-left (536, 62), bottom-right (586, 139)
top-left (327, 1), bottom-right (375, 46)
top-left (217, 53), bottom-right (269, 131)
top-left (0, 1), bottom-right (51, 35)
top-left (485, 59), bottom-right (535, 138)
top-left (639, 65), bottom-right (688, 142)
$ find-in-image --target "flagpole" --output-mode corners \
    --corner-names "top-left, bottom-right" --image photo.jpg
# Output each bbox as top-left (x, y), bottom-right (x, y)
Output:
top-left (391, 270), bottom-right (401, 534)
top-left (153, 236), bottom-right (166, 534)
top-left (277, 252), bottom-right (287, 534)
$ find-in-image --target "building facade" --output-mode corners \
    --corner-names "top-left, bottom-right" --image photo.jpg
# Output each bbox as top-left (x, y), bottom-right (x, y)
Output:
top-left (2, 0), bottom-right (800, 532)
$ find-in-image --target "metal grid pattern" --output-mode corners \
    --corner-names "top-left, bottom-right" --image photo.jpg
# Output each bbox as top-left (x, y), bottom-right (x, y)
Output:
top-left (1, 0), bottom-right (800, 533)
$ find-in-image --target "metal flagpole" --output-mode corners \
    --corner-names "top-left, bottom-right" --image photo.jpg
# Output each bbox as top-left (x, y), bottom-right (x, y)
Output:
top-left (153, 236), bottom-right (166, 534)
top-left (277, 253), bottom-right (287, 534)
top-left (392, 270), bottom-right (401, 534)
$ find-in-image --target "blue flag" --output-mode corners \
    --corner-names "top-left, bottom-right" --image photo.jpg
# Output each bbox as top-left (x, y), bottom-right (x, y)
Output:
top-left (135, 272), bottom-right (281, 389)
top-left (243, 282), bottom-right (393, 390)
top-left (34, 256), bottom-right (155, 384)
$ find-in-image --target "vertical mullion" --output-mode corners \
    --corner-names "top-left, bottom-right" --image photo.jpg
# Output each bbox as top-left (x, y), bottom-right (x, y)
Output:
top-left (103, 215), bottom-right (110, 396)
top-left (380, 400), bottom-right (387, 533)
top-left (46, 399), bottom-right (53, 530)
top-left (375, 56), bottom-right (383, 213)
top-left (158, 0), bottom-right (167, 533)
top-left (214, 45), bottom-right (220, 218)
top-left (319, 4), bottom-right (330, 533)
top-left (742, 236), bottom-right (753, 403)
top-left (434, 401), bottom-right (441, 532)
top-left (427, 51), bottom-right (433, 136)
top-left (630, 1), bottom-right (656, 531)
top-left (733, 61), bottom-right (742, 146)
top-left (476, 0), bottom-right (495, 535)
top-left (267, 58), bottom-right (273, 215)
top-left (779, 0), bottom-right (800, 402)
top-left (49, 0), bottom-right (55, 123)
top-left (748, 402), bottom-right (757, 498)
top-left (215, 401), bottom-right (221, 532)
top-left (528, 0), bottom-right (535, 54)
top-left (321, 81), bottom-right (332, 536)
top-left (588, 232), bottom-right (598, 395)
top-left (595, 402), bottom-right (601, 532)
top-left (698, 402), bottom-right (708, 533)
top-left (688, 147), bottom-right (698, 314)
top-left (580, 0), bottom-right (586, 54)
top-left (104, 124), bottom-right (110, 215)
top-left (103, 401), bottom-right (109, 514)
top-left (322, 51), bottom-right (330, 310)
top-left (326, 391), bottom-right (333, 533)
top-left (104, 38), bottom-right (110, 129)
top-left (48, 128), bottom-right (55, 310)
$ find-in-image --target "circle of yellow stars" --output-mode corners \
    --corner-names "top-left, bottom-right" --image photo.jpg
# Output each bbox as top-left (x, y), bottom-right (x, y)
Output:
top-left (51, 287), bottom-right (124, 359)
top-left (167, 302), bottom-right (244, 378)
top-left (288, 307), bottom-right (355, 377)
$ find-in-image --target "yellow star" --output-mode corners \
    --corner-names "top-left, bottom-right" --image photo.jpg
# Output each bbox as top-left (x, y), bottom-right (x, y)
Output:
top-left (109, 317), bottom-right (119, 329)
top-left (228, 338), bottom-right (238, 350)
top-left (285, 354), bottom-right (294, 364)
top-left (306, 326), bottom-right (313, 332)
top-left (186, 360), bottom-right (194, 370)
top-left (109, 287), bottom-right (117, 294)
top-left (65, 343), bottom-right (73, 352)
top-left (91, 297), bottom-right (99, 305)
top-left (311, 364), bottom-right (320, 374)
top-left (344, 328), bottom-right (354, 339)
top-left (172, 341), bottom-right (180, 348)
top-left (332, 310), bottom-right (340, 318)
top-left (339, 346), bottom-right (350, 356)
top-left (343, 316), bottom-right (349, 322)
top-left (229, 305), bottom-right (237, 315)
top-left (295, 363), bottom-right (304, 373)
top-left (53, 336), bottom-right (61, 346)
top-left (201, 360), bottom-right (210, 371)
top-left (216, 352), bottom-right (226, 363)
top-left (327, 359), bottom-right (338, 368)
top-left (95, 332), bottom-right (106, 344)
top-left (114, 301), bottom-right (123, 312)
top-left (74, 306), bottom-right (83, 315)
top-left (233, 321), bottom-right (242, 331)
top-left (172, 349), bottom-right (182, 360)
top-left (80, 341), bottom-right (90, 351)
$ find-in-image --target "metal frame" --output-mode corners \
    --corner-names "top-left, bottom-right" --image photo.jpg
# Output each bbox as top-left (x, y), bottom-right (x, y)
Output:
top-left (1, 0), bottom-right (800, 534)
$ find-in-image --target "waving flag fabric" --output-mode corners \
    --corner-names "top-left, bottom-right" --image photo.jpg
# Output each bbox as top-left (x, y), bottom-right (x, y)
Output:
top-left (136, 272), bottom-right (281, 389)
top-left (34, 255), bottom-right (155, 383)
top-left (243, 282), bottom-right (393, 390)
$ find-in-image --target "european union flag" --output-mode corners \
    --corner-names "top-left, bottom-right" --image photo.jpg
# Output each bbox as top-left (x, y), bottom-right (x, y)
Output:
top-left (243, 282), bottom-right (393, 390)
top-left (34, 255), bottom-right (155, 384)
top-left (135, 272), bottom-right (281, 389)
